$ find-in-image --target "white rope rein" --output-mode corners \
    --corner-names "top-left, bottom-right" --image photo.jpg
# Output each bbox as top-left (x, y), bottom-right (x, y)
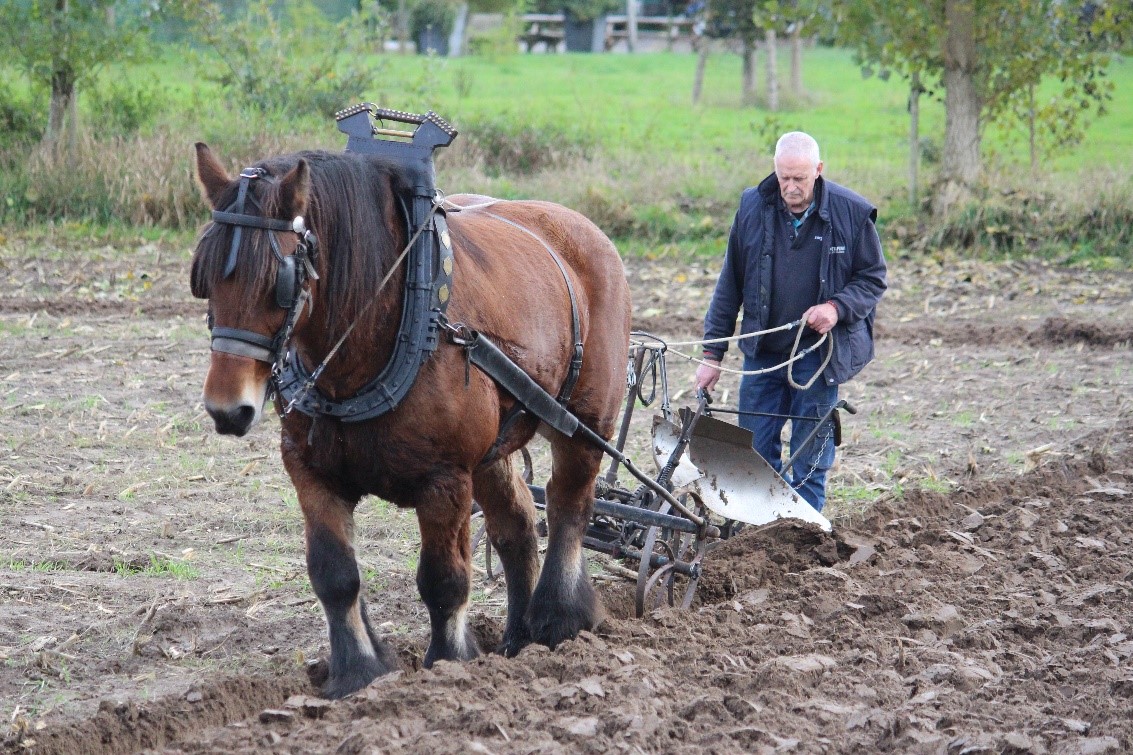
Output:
top-left (633, 319), bottom-right (834, 390)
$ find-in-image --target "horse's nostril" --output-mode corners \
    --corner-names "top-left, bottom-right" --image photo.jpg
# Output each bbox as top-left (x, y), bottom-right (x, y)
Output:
top-left (208, 404), bottom-right (256, 436)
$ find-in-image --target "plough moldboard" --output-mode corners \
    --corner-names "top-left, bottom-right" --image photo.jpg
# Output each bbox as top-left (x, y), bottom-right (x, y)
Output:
top-left (474, 336), bottom-right (852, 618)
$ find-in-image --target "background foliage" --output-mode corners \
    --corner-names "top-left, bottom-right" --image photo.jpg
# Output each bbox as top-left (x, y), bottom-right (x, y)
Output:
top-left (0, 1), bottom-right (1130, 266)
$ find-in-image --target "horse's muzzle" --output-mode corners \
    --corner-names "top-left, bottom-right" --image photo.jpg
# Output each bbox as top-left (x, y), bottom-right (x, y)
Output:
top-left (206, 403), bottom-right (257, 436)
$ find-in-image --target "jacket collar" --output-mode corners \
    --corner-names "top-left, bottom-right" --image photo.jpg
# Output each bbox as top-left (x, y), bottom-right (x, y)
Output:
top-left (758, 172), bottom-right (830, 221)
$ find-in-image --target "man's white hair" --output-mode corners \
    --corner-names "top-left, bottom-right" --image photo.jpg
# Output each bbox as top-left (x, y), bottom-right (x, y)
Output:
top-left (774, 132), bottom-right (821, 165)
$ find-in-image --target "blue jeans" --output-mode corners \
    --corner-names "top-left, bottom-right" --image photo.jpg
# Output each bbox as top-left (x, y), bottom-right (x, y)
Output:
top-left (737, 349), bottom-right (838, 512)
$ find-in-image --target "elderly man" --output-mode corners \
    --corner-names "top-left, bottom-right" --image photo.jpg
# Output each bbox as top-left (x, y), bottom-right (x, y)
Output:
top-left (694, 132), bottom-right (887, 512)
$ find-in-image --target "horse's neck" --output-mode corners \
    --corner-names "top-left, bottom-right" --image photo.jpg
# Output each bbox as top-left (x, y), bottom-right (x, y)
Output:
top-left (299, 259), bottom-right (404, 394)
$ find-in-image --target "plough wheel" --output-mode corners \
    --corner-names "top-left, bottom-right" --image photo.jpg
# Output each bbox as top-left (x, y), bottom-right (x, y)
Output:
top-left (634, 492), bottom-right (709, 618)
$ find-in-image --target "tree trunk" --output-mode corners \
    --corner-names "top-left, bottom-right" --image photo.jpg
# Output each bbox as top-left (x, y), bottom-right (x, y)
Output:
top-left (692, 44), bottom-right (708, 104)
top-left (765, 27), bottom-right (778, 111)
top-left (397, 0), bottom-right (409, 53)
top-left (626, 0), bottom-right (638, 52)
top-left (1028, 84), bottom-right (1037, 177)
top-left (789, 22), bottom-right (803, 97)
top-left (908, 71), bottom-right (921, 209)
top-left (935, 0), bottom-right (980, 216)
top-left (45, 66), bottom-right (77, 149)
top-left (741, 38), bottom-right (756, 107)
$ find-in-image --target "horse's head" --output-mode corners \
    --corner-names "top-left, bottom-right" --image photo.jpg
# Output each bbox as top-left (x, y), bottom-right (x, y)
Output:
top-left (190, 143), bottom-right (317, 437)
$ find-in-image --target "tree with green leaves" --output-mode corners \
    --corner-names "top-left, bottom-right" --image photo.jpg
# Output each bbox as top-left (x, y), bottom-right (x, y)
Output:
top-left (177, 1), bottom-right (388, 116)
top-left (0, 0), bottom-right (158, 147)
top-left (841, 0), bottom-right (1122, 215)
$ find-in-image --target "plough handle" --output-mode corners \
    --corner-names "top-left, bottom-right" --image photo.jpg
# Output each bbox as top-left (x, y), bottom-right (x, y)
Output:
top-left (655, 394), bottom-right (707, 490)
top-left (782, 399), bottom-right (854, 477)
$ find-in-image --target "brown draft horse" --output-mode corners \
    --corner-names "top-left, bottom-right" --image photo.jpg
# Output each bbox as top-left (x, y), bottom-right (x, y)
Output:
top-left (189, 144), bottom-right (631, 698)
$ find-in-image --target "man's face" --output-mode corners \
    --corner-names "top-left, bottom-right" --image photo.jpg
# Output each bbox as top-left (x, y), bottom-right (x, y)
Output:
top-left (775, 153), bottom-right (823, 214)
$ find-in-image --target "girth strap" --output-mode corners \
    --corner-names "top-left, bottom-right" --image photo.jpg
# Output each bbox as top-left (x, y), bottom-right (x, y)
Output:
top-left (481, 211), bottom-right (584, 404)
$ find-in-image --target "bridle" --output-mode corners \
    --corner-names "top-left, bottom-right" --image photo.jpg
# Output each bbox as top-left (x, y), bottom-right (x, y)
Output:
top-left (206, 167), bottom-right (320, 380)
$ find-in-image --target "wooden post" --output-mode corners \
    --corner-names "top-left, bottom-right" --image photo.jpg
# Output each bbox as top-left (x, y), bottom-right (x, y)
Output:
top-left (692, 43), bottom-right (708, 104)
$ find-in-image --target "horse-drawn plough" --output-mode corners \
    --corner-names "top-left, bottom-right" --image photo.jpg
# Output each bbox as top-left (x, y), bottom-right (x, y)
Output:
top-left (340, 104), bottom-right (851, 616)
top-left (192, 103), bottom-right (856, 697)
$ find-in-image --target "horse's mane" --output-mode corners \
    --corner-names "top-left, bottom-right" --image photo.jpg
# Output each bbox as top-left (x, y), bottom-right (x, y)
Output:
top-left (190, 150), bottom-right (410, 337)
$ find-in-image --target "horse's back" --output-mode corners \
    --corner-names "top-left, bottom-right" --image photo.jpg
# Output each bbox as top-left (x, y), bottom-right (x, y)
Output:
top-left (447, 196), bottom-right (627, 300)
top-left (446, 196), bottom-right (631, 425)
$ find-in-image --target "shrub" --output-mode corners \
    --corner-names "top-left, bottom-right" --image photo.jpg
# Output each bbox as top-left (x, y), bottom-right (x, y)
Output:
top-left (461, 116), bottom-right (597, 176)
top-left (0, 79), bottom-right (43, 150)
top-left (185, 0), bottom-right (389, 117)
top-left (927, 181), bottom-right (1133, 266)
top-left (410, 0), bottom-right (457, 41)
top-left (84, 75), bottom-right (169, 136)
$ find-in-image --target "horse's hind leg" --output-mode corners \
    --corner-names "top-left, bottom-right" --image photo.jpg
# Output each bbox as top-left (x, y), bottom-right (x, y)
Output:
top-left (415, 476), bottom-right (481, 666)
top-left (472, 453), bottom-right (540, 656)
top-left (527, 436), bottom-right (605, 647)
top-left (292, 474), bottom-right (400, 699)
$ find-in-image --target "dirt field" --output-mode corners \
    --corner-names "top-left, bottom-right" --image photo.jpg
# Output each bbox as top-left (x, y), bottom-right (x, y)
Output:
top-left (1, 232), bottom-right (1131, 754)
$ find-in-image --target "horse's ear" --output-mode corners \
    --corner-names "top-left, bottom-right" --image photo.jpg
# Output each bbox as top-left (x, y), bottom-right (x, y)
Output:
top-left (278, 158), bottom-right (310, 219)
top-left (195, 142), bottom-right (231, 208)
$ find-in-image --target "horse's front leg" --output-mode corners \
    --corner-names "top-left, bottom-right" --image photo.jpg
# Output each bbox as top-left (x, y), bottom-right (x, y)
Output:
top-left (290, 467), bottom-right (400, 698)
top-left (415, 475), bottom-right (481, 666)
top-left (527, 438), bottom-right (605, 647)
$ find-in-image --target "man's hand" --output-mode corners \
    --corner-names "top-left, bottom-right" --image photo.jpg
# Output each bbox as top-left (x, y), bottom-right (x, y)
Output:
top-left (803, 301), bottom-right (839, 335)
top-left (695, 359), bottom-right (722, 392)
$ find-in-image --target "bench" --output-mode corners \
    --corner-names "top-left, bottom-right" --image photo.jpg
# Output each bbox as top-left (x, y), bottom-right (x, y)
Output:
top-left (519, 13), bottom-right (565, 52)
top-left (603, 15), bottom-right (693, 51)
top-left (516, 13), bottom-right (694, 53)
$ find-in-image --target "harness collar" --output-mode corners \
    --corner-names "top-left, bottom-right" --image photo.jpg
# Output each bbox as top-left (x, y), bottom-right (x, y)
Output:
top-left (274, 105), bottom-right (458, 422)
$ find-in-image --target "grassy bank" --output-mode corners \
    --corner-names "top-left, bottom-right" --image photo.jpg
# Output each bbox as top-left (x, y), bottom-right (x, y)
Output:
top-left (1, 47), bottom-right (1131, 264)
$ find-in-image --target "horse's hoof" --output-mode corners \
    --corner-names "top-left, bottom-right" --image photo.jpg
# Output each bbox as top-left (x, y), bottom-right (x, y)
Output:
top-left (527, 573), bottom-right (604, 649)
top-left (316, 645), bottom-right (400, 699)
top-left (497, 626), bottom-right (531, 658)
top-left (423, 630), bottom-right (481, 667)
top-left (319, 663), bottom-right (384, 699)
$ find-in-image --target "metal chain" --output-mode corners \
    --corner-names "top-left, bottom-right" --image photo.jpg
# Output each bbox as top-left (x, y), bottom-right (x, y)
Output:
top-left (788, 430), bottom-right (830, 494)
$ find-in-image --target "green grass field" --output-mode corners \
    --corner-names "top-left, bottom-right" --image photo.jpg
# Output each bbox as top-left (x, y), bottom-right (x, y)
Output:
top-left (378, 46), bottom-right (1132, 172)
top-left (2, 44), bottom-right (1131, 261)
top-left (127, 45), bottom-right (1132, 177)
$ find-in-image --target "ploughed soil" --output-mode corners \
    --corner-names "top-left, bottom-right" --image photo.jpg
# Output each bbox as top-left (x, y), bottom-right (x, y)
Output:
top-left (1, 232), bottom-right (1131, 754)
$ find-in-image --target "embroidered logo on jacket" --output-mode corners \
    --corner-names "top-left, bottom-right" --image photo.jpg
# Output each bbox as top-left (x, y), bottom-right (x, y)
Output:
top-left (830, 245), bottom-right (847, 254)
